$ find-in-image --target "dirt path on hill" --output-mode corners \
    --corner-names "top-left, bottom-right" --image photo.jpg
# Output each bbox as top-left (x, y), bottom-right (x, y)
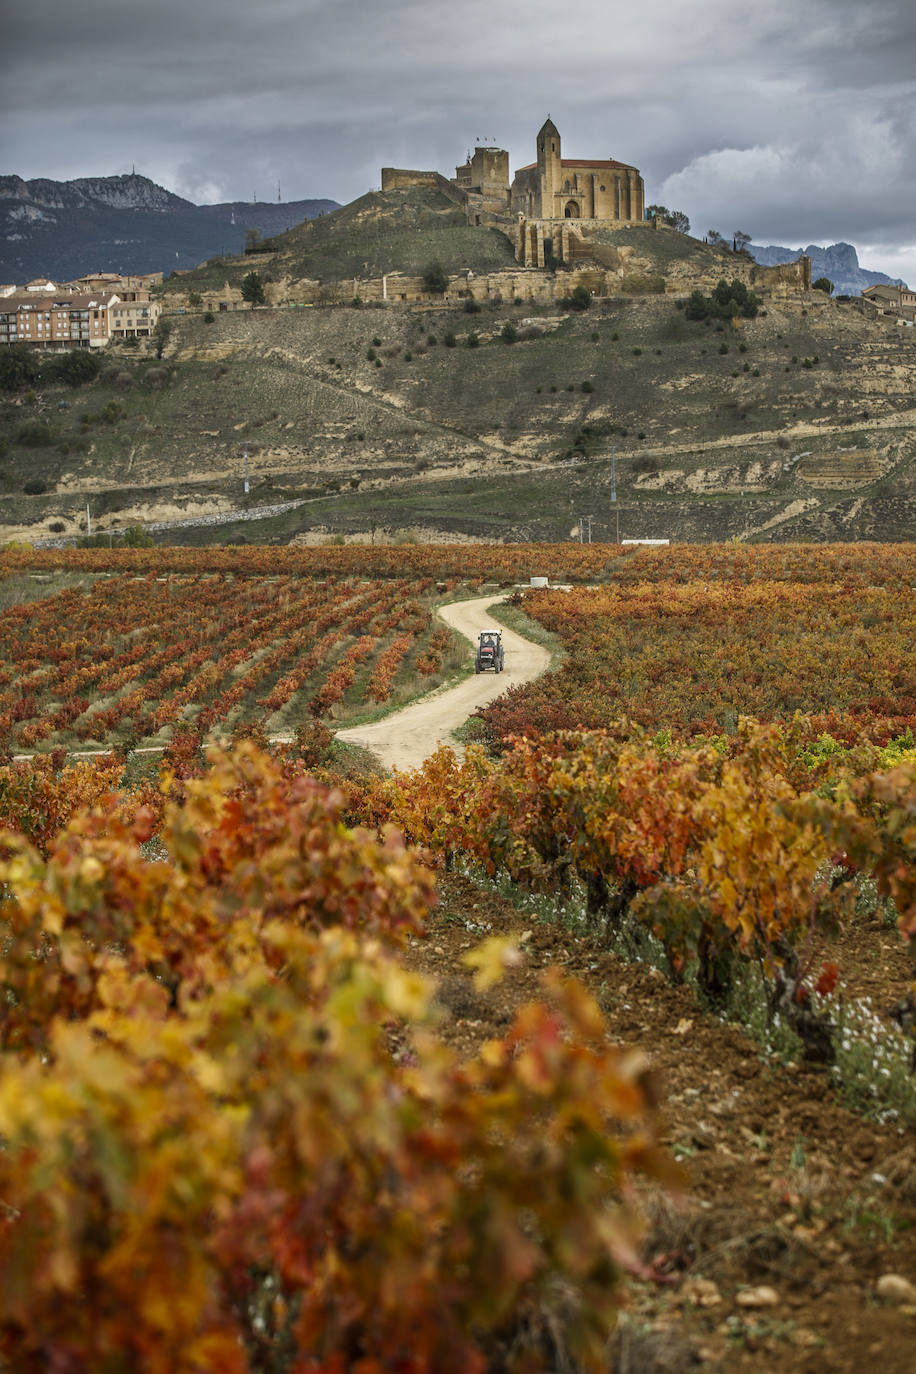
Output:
top-left (334, 593), bottom-right (550, 771)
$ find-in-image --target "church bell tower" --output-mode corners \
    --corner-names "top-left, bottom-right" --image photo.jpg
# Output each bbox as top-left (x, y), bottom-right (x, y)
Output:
top-left (536, 117), bottom-right (561, 218)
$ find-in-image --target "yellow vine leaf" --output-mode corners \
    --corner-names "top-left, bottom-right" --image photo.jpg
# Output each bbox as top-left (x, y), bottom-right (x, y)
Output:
top-left (461, 935), bottom-right (523, 991)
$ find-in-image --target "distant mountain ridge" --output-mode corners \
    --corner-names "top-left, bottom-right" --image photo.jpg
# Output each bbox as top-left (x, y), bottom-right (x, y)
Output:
top-left (0, 173), bottom-right (339, 282)
top-left (748, 240), bottom-right (906, 297)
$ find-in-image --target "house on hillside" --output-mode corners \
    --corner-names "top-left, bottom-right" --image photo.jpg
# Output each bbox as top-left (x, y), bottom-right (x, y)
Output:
top-left (109, 296), bottom-right (161, 339)
top-left (861, 283), bottom-right (916, 321)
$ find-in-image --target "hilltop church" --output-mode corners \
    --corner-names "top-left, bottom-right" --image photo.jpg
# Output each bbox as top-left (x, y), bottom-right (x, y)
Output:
top-left (383, 117), bottom-right (645, 227)
top-left (508, 118), bottom-right (644, 222)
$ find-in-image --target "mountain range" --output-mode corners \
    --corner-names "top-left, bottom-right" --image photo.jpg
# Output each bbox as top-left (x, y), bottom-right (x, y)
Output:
top-left (748, 241), bottom-right (906, 297)
top-left (0, 174), bottom-right (339, 283)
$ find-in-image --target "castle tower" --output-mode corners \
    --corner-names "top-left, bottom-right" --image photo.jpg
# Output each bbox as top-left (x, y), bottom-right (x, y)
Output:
top-left (536, 118), bottom-right (561, 219)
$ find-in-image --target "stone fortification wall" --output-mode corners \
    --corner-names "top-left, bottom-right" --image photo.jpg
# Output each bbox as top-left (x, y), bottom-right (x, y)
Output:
top-left (173, 243), bottom-right (813, 316)
top-left (162, 280), bottom-right (248, 313)
top-left (254, 247), bottom-right (816, 309)
top-left (515, 217), bottom-right (648, 268)
top-left (380, 168), bottom-right (468, 211)
top-left (275, 265), bottom-right (638, 307)
top-left (381, 168), bottom-right (441, 192)
top-left (750, 256), bottom-right (812, 294)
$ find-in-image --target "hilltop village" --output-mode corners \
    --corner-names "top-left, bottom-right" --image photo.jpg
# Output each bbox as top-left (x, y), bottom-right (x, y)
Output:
top-left (1, 114), bottom-right (913, 552)
top-left (3, 119), bottom-right (915, 337)
top-left (0, 271), bottom-right (163, 352)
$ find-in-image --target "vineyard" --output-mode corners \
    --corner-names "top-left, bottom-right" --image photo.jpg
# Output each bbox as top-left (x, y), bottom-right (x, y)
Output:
top-left (473, 542), bottom-right (916, 748)
top-left (0, 568), bottom-right (469, 753)
top-left (0, 541), bottom-right (914, 1373)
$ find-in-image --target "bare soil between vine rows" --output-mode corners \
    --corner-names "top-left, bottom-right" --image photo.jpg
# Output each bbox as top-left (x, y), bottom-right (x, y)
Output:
top-left (402, 873), bottom-right (916, 1373)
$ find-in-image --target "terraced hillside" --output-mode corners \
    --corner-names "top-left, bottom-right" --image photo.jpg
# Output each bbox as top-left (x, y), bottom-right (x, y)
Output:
top-left (1, 188), bottom-right (913, 545)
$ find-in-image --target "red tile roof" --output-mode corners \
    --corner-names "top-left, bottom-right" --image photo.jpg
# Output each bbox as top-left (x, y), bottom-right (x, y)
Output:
top-left (515, 158), bottom-right (634, 173)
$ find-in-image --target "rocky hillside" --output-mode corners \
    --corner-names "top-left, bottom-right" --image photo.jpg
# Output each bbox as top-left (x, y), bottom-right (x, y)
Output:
top-left (749, 241), bottom-right (906, 296)
top-left (2, 284), bottom-right (912, 548)
top-left (1, 186), bottom-right (912, 547)
top-left (0, 173), bottom-right (338, 282)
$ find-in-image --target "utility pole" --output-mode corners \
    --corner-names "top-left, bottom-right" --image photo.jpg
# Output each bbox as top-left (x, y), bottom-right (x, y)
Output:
top-left (242, 443), bottom-right (250, 495)
top-left (86, 501), bottom-right (91, 537)
top-left (610, 446), bottom-right (619, 544)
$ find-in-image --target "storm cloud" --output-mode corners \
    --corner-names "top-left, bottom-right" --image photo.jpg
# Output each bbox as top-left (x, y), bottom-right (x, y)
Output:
top-left (2, 0), bottom-right (914, 281)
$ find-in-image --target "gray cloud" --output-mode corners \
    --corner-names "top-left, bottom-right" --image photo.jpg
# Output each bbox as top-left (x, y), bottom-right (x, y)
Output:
top-left (2, 0), bottom-right (914, 282)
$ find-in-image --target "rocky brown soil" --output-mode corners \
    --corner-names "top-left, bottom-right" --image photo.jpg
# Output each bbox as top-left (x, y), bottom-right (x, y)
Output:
top-left (405, 873), bottom-right (916, 1373)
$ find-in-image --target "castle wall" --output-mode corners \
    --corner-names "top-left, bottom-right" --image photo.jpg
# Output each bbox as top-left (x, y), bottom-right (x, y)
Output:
top-left (380, 168), bottom-right (442, 192)
top-left (380, 167), bottom-right (472, 217)
top-left (750, 257), bottom-right (812, 293)
top-left (197, 246), bottom-right (816, 317)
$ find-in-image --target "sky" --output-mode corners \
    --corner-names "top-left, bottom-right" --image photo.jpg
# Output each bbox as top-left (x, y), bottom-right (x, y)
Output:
top-left (2, 0), bottom-right (915, 284)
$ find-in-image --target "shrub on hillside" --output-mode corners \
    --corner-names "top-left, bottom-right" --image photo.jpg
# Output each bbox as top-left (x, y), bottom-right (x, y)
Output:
top-left (422, 261), bottom-right (448, 294)
top-left (241, 271), bottom-right (266, 306)
top-left (685, 279), bottom-right (760, 322)
top-left (16, 421), bottom-right (55, 448)
top-left (41, 351), bottom-right (103, 387)
top-left (0, 345), bottom-right (41, 391)
top-left (561, 284), bottom-right (591, 311)
top-left (142, 366), bottom-right (171, 390)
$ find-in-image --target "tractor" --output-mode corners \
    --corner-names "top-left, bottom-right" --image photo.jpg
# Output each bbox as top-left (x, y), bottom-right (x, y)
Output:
top-left (475, 630), bottom-right (504, 673)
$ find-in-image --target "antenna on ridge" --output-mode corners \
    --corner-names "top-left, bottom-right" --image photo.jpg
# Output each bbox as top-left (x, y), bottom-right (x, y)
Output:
top-left (277, 181), bottom-right (281, 202)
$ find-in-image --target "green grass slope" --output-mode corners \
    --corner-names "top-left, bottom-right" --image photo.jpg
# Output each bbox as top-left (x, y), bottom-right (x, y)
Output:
top-left (160, 187), bottom-right (516, 295)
